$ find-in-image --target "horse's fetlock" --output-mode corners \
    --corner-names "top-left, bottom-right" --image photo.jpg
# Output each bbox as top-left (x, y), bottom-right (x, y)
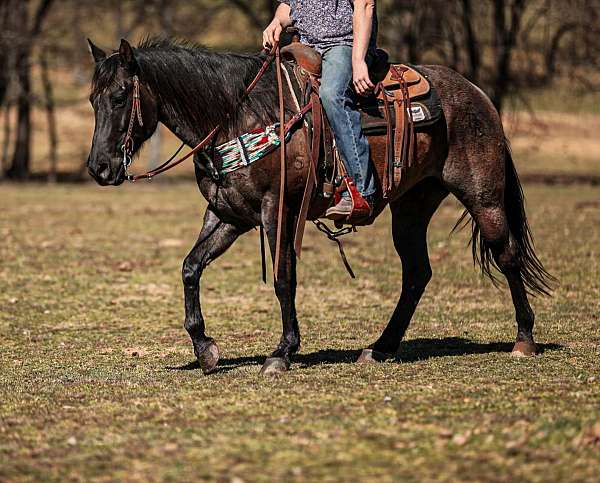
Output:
top-left (184, 317), bottom-right (202, 335)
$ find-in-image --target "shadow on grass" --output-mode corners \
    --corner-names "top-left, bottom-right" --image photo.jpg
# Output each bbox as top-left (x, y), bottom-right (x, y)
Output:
top-left (167, 337), bottom-right (564, 373)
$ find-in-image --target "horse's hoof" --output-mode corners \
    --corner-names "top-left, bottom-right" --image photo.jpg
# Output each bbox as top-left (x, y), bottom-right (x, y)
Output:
top-left (198, 341), bottom-right (220, 374)
top-left (357, 349), bottom-right (391, 363)
top-left (511, 341), bottom-right (537, 358)
top-left (260, 357), bottom-right (290, 375)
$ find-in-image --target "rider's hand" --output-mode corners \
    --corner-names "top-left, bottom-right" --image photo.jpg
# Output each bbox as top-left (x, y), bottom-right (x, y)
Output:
top-left (263, 19), bottom-right (283, 50)
top-left (353, 60), bottom-right (374, 96)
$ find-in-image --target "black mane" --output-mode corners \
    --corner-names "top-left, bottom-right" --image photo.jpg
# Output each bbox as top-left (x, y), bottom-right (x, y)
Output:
top-left (92, 37), bottom-right (278, 138)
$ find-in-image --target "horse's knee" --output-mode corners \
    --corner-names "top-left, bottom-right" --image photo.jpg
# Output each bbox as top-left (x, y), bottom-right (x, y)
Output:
top-left (182, 256), bottom-right (203, 287)
top-left (273, 275), bottom-right (293, 300)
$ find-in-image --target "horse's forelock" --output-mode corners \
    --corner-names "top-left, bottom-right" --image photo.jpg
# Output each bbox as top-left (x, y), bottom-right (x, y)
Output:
top-left (91, 55), bottom-right (120, 97)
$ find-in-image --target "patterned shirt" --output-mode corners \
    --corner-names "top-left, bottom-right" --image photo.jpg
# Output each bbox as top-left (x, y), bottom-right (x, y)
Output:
top-left (279, 0), bottom-right (378, 53)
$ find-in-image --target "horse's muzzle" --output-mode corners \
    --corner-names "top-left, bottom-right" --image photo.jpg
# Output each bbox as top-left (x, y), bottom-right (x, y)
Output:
top-left (87, 156), bottom-right (125, 186)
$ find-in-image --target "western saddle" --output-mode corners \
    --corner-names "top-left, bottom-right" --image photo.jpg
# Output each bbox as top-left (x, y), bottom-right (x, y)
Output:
top-left (279, 39), bottom-right (433, 227)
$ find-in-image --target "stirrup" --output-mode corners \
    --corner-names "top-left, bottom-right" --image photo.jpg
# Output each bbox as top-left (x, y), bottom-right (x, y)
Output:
top-left (334, 176), bottom-right (372, 226)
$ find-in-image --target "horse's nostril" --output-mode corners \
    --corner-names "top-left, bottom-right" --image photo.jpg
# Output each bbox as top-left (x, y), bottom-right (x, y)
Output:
top-left (98, 162), bottom-right (111, 181)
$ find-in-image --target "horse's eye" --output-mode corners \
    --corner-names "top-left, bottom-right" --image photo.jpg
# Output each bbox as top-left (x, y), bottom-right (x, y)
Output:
top-left (111, 94), bottom-right (127, 108)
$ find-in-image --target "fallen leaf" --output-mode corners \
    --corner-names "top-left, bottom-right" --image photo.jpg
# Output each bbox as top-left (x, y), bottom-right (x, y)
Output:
top-left (158, 238), bottom-right (183, 248)
top-left (574, 422), bottom-right (600, 448)
top-left (117, 261), bottom-right (133, 272)
top-left (452, 431), bottom-right (471, 446)
top-left (124, 347), bottom-right (148, 357)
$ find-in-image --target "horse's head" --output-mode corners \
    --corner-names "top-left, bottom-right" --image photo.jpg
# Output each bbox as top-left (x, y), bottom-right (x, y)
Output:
top-left (87, 39), bottom-right (158, 186)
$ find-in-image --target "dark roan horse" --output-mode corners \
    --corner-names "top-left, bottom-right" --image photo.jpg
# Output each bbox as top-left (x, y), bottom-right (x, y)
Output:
top-left (86, 38), bottom-right (554, 375)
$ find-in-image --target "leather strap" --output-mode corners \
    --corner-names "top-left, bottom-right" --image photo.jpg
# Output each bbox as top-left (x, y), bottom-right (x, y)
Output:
top-left (380, 85), bottom-right (394, 197)
top-left (260, 225), bottom-right (267, 283)
top-left (294, 85), bottom-right (321, 256)
top-left (376, 65), bottom-right (417, 195)
top-left (273, 47), bottom-right (286, 281)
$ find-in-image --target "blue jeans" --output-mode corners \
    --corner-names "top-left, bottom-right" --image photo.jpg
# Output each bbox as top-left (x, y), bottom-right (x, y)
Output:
top-left (319, 45), bottom-right (376, 198)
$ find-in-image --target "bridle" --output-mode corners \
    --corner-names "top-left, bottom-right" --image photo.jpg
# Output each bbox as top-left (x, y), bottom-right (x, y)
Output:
top-left (121, 74), bottom-right (144, 177)
top-left (119, 44), bottom-right (281, 182)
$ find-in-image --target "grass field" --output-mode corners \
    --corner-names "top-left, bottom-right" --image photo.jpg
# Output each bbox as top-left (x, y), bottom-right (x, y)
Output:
top-left (1, 177), bottom-right (599, 481)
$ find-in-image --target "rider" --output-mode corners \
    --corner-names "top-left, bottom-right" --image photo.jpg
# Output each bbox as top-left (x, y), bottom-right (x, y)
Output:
top-left (263, 0), bottom-right (378, 220)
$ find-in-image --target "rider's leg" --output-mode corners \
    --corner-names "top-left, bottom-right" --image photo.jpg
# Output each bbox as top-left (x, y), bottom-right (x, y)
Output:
top-left (319, 45), bottom-right (375, 212)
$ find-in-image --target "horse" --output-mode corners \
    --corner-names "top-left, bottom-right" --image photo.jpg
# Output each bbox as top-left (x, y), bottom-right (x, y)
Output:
top-left (86, 37), bottom-right (554, 375)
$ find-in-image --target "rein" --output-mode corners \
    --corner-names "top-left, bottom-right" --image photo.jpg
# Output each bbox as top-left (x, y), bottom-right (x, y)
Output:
top-left (121, 44), bottom-right (283, 182)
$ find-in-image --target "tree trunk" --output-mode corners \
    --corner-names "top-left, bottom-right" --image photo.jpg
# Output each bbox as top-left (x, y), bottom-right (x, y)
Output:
top-left (5, 0), bottom-right (54, 179)
top-left (461, 0), bottom-right (481, 84)
top-left (0, 1), bottom-right (11, 107)
top-left (490, 0), bottom-right (527, 113)
top-left (7, 42), bottom-right (31, 179)
top-left (0, 103), bottom-right (10, 179)
top-left (40, 50), bottom-right (57, 183)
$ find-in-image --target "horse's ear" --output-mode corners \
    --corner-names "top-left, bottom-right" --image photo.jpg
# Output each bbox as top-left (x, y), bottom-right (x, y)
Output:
top-left (87, 38), bottom-right (106, 63)
top-left (118, 38), bottom-right (136, 70)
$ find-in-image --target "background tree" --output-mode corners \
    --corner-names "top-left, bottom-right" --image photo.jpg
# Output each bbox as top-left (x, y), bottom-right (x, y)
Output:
top-left (4, 0), bottom-right (54, 180)
top-left (0, 0), bottom-right (599, 180)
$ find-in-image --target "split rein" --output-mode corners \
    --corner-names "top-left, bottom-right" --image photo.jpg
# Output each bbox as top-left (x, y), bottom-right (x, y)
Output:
top-left (120, 43), bottom-right (302, 182)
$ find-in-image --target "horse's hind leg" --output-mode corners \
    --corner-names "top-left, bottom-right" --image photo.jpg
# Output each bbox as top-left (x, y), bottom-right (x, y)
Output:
top-left (360, 179), bottom-right (448, 362)
top-left (182, 208), bottom-right (247, 374)
top-left (493, 231), bottom-right (537, 356)
top-left (447, 160), bottom-right (545, 357)
top-left (461, 203), bottom-right (538, 356)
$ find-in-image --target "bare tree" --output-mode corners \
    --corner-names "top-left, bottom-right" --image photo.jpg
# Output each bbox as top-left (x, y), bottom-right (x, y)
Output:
top-left (39, 49), bottom-right (57, 183)
top-left (226, 0), bottom-right (278, 30)
top-left (0, 0), bottom-right (12, 107)
top-left (5, 0), bottom-right (54, 180)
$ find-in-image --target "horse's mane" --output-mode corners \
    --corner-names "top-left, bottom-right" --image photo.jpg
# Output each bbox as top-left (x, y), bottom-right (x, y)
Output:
top-left (92, 37), bottom-right (278, 137)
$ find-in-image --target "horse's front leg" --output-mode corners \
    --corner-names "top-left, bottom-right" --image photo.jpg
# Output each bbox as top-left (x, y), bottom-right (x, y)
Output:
top-left (182, 208), bottom-right (246, 374)
top-left (261, 200), bottom-right (300, 375)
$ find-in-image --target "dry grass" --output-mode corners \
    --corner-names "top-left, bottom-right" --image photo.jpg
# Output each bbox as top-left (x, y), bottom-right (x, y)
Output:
top-left (1, 180), bottom-right (599, 481)
top-left (504, 111), bottom-right (600, 176)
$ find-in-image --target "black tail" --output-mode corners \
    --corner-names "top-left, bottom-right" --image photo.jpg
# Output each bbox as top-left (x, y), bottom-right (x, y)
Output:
top-left (453, 139), bottom-right (556, 296)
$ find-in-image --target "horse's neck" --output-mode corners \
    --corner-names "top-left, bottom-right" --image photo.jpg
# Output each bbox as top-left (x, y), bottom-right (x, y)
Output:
top-left (157, 107), bottom-right (202, 148)
top-left (143, 51), bottom-right (270, 147)
top-left (155, 94), bottom-right (219, 147)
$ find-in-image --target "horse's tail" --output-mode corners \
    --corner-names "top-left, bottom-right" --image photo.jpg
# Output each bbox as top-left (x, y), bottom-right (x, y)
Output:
top-left (454, 138), bottom-right (556, 296)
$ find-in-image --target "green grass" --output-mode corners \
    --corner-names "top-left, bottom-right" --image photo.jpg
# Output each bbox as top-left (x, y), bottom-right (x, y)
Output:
top-left (1, 182), bottom-right (599, 482)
